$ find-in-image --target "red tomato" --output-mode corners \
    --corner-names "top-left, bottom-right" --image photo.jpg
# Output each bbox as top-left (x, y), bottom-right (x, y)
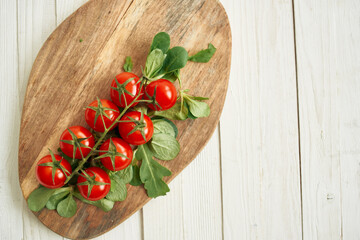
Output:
top-left (118, 111), bottom-right (154, 145)
top-left (110, 72), bottom-right (143, 108)
top-left (85, 99), bottom-right (120, 132)
top-left (144, 79), bottom-right (177, 111)
top-left (36, 154), bottom-right (72, 189)
top-left (99, 138), bottom-right (133, 171)
top-left (59, 126), bottom-right (95, 159)
top-left (77, 167), bottom-right (111, 201)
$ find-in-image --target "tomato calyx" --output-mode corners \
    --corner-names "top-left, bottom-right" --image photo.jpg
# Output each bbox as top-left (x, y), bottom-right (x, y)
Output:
top-left (111, 77), bottom-right (136, 107)
top-left (145, 85), bottom-right (162, 110)
top-left (122, 112), bottom-right (148, 141)
top-left (86, 97), bottom-right (119, 130)
top-left (95, 138), bottom-right (130, 171)
top-left (38, 149), bottom-right (71, 184)
top-left (60, 128), bottom-right (92, 160)
top-left (77, 169), bottom-right (110, 199)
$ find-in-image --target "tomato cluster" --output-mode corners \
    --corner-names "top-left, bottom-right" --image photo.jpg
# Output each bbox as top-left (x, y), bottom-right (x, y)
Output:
top-left (35, 72), bottom-right (177, 201)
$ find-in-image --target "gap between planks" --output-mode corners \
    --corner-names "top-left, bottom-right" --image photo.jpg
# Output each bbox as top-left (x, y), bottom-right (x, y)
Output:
top-left (291, 0), bottom-right (304, 239)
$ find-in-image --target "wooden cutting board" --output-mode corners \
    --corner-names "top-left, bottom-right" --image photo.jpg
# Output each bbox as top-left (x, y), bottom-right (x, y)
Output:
top-left (18, 0), bottom-right (231, 238)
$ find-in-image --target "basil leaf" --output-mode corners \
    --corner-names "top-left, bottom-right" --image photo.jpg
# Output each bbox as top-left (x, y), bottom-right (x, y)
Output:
top-left (106, 166), bottom-right (132, 202)
top-left (130, 165), bottom-right (142, 186)
top-left (132, 105), bottom-right (149, 115)
top-left (162, 69), bottom-right (179, 82)
top-left (73, 192), bottom-right (114, 212)
top-left (184, 97), bottom-right (210, 118)
top-left (187, 110), bottom-right (198, 120)
top-left (137, 144), bottom-right (171, 198)
top-left (106, 177), bottom-right (127, 202)
top-left (46, 188), bottom-right (70, 210)
top-left (161, 47), bottom-right (188, 73)
top-left (113, 165), bottom-right (133, 183)
top-left (123, 56), bottom-right (133, 72)
top-left (56, 194), bottom-right (77, 218)
top-left (149, 134), bottom-right (180, 161)
top-left (154, 101), bottom-right (188, 120)
top-left (162, 118), bottom-right (178, 137)
top-left (183, 100), bottom-right (196, 120)
top-left (152, 119), bottom-right (177, 138)
top-left (27, 186), bottom-right (56, 212)
top-left (188, 43), bottom-right (216, 63)
top-left (191, 96), bottom-right (209, 100)
top-left (144, 49), bottom-right (166, 78)
top-left (150, 32), bottom-right (170, 54)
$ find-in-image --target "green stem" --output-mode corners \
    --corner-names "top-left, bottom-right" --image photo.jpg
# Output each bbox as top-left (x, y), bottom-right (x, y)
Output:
top-left (64, 87), bottom-right (144, 184)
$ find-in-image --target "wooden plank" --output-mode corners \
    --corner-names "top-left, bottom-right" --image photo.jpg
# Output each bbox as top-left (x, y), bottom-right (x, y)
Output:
top-left (219, 0), bottom-right (302, 239)
top-left (93, 211), bottom-right (143, 240)
top-left (18, 0), bottom-right (231, 238)
top-left (294, 0), bottom-right (360, 239)
top-left (0, 0), bottom-right (23, 239)
top-left (17, 0), bottom-right (62, 239)
top-left (143, 128), bottom-right (222, 240)
top-left (181, 128), bottom-right (222, 239)
top-left (143, 178), bottom-right (184, 240)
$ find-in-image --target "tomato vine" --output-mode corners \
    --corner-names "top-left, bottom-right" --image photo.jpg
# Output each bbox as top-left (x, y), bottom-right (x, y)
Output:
top-left (27, 31), bottom-right (216, 218)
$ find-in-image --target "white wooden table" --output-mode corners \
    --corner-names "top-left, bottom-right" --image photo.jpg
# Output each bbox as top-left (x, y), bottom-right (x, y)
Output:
top-left (1, 0), bottom-right (359, 239)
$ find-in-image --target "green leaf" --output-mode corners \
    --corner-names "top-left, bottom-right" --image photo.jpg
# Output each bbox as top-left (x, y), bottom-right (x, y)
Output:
top-left (73, 192), bottom-right (114, 212)
top-left (46, 188), bottom-right (70, 210)
top-left (130, 165), bottom-right (142, 186)
top-left (150, 32), bottom-right (170, 54)
top-left (149, 133), bottom-right (180, 161)
top-left (188, 43), bottom-right (216, 63)
top-left (184, 97), bottom-right (210, 118)
top-left (114, 165), bottom-right (133, 183)
top-left (137, 144), bottom-right (171, 198)
top-left (162, 69), bottom-right (179, 82)
top-left (183, 100), bottom-right (197, 119)
top-left (123, 56), bottom-right (133, 72)
top-left (105, 165), bottom-right (133, 202)
top-left (161, 47), bottom-right (188, 73)
top-left (56, 194), bottom-right (77, 218)
top-left (187, 110), bottom-right (198, 120)
top-left (144, 49), bottom-right (166, 78)
top-left (191, 96), bottom-right (209, 100)
top-left (152, 119), bottom-right (178, 138)
top-left (132, 105), bottom-right (149, 115)
top-left (106, 177), bottom-right (127, 202)
top-left (27, 186), bottom-right (56, 212)
top-left (154, 101), bottom-right (188, 120)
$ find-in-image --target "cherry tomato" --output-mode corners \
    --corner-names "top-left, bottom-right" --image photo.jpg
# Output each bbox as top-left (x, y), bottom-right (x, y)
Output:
top-left (36, 154), bottom-right (72, 189)
top-left (59, 126), bottom-right (95, 159)
top-left (77, 167), bottom-right (111, 201)
top-left (99, 138), bottom-right (133, 171)
top-left (144, 79), bottom-right (177, 111)
top-left (110, 72), bottom-right (142, 108)
top-left (118, 111), bottom-right (154, 145)
top-left (85, 99), bottom-right (120, 132)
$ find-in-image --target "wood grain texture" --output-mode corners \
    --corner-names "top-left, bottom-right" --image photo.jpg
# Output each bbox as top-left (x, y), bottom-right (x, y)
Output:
top-left (143, 128), bottom-right (222, 240)
top-left (294, 0), bottom-right (360, 239)
top-left (0, 1), bottom-right (24, 239)
top-left (18, 0), bottom-right (231, 239)
top-left (219, 0), bottom-right (302, 239)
